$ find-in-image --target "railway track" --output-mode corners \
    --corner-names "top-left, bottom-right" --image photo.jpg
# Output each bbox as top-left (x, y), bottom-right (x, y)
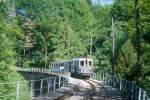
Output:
top-left (53, 79), bottom-right (108, 100)
top-left (84, 79), bottom-right (108, 100)
top-left (89, 79), bottom-right (108, 99)
top-left (85, 79), bottom-right (130, 100)
top-left (84, 80), bottom-right (96, 99)
top-left (54, 89), bottom-right (73, 100)
top-left (55, 79), bottom-right (98, 100)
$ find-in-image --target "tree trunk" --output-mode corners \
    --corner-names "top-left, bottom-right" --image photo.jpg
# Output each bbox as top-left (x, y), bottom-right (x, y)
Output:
top-left (111, 17), bottom-right (115, 77)
top-left (135, 0), bottom-right (142, 78)
top-left (90, 36), bottom-right (93, 57)
top-left (111, 17), bottom-right (115, 86)
top-left (67, 42), bottom-right (70, 58)
top-left (45, 44), bottom-right (48, 69)
top-left (22, 48), bottom-right (26, 67)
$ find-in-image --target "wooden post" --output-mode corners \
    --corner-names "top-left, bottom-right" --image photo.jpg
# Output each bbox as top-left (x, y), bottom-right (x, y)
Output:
top-left (142, 91), bottom-right (146, 100)
top-left (58, 76), bottom-right (61, 88)
top-left (131, 83), bottom-right (134, 100)
top-left (53, 77), bottom-right (56, 90)
top-left (16, 81), bottom-right (20, 100)
top-left (63, 77), bottom-right (65, 87)
top-left (119, 79), bottom-right (122, 91)
top-left (40, 79), bottom-right (43, 96)
top-left (100, 74), bottom-right (101, 80)
top-left (138, 88), bottom-right (141, 100)
top-left (30, 80), bottom-right (34, 100)
top-left (106, 73), bottom-right (108, 83)
top-left (48, 78), bottom-right (51, 93)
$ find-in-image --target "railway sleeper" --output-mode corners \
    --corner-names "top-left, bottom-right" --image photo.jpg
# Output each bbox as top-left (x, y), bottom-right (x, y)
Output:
top-left (54, 90), bottom-right (73, 100)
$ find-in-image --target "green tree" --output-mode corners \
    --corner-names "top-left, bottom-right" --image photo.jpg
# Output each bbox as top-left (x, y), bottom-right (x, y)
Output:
top-left (115, 40), bottom-right (136, 78)
top-left (0, 2), bottom-right (28, 99)
top-left (15, 0), bottom-right (95, 67)
top-left (111, 0), bottom-right (150, 94)
top-left (92, 5), bottom-right (112, 73)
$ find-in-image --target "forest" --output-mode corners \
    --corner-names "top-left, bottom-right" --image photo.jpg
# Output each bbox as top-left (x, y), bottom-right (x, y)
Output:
top-left (0, 0), bottom-right (150, 98)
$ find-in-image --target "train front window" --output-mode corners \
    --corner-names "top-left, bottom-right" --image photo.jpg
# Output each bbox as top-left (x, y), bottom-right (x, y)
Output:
top-left (80, 61), bottom-right (84, 66)
top-left (89, 61), bottom-right (92, 66)
top-left (61, 63), bottom-right (64, 66)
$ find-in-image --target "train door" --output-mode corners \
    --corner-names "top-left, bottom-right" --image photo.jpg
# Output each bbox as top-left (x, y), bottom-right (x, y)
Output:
top-left (74, 60), bottom-right (79, 74)
top-left (66, 61), bottom-right (72, 72)
top-left (64, 61), bottom-right (69, 72)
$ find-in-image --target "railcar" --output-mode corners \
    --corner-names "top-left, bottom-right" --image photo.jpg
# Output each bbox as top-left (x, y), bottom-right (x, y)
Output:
top-left (50, 57), bottom-right (93, 77)
top-left (51, 61), bottom-right (64, 73)
top-left (66, 58), bottom-right (93, 77)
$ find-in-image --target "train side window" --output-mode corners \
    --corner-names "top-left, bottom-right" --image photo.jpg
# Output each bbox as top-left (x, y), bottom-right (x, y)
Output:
top-left (89, 61), bottom-right (92, 66)
top-left (80, 61), bottom-right (84, 66)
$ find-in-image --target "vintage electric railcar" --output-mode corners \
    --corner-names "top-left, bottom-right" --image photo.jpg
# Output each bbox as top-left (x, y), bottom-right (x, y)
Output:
top-left (51, 57), bottom-right (93, 77)
top-left (51, 61), bottom-right (65, 73)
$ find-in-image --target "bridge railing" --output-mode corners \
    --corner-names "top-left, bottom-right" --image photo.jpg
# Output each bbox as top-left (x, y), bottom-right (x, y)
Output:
top-left (0, 81), bottom-right (29, 100)
top-left (91, 73), bottom-right (150, 100)
top-left (0, 76), bottom-right (68, 100)
top-left (13, 67), bottom-right (68, 76)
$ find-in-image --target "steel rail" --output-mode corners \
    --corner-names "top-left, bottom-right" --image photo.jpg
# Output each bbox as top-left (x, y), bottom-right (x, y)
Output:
top-left (54, 90), bottom-right (73, 100)
top-left (86, 79), bottom-right (108, 100)
top-left (83, 79), bottom-right (96, 99)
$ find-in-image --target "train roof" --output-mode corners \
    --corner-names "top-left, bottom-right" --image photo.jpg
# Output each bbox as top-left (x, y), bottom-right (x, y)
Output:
top-left (51, 57), bottom-right (93, 63)
top-left (72, 57), bottom-right (93, 60)
top-left (51, 61), bottom-right (64, 64)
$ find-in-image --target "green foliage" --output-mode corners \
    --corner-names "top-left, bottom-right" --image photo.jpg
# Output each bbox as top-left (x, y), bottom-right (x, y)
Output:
top-left (111, 0), bottom-right (135, 39)
top-left (111, 0), bottom-right (150, 95)
top-left (115, 40), bottom-right (136, 78)
top-left (15, 0), bottom-right (94, 68)
top-left (0, 29), bottom-right (28, 100)
top-left (0, 0), bottom-right (150, 96)
top-left (91, 5), bottom-right (112, 74)
top-left (0, 2), bottom-right (28, 99)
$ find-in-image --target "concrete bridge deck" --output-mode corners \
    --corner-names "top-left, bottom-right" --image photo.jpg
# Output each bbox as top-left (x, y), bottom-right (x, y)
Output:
top-left (33, 78), bottom-right (127, 100)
